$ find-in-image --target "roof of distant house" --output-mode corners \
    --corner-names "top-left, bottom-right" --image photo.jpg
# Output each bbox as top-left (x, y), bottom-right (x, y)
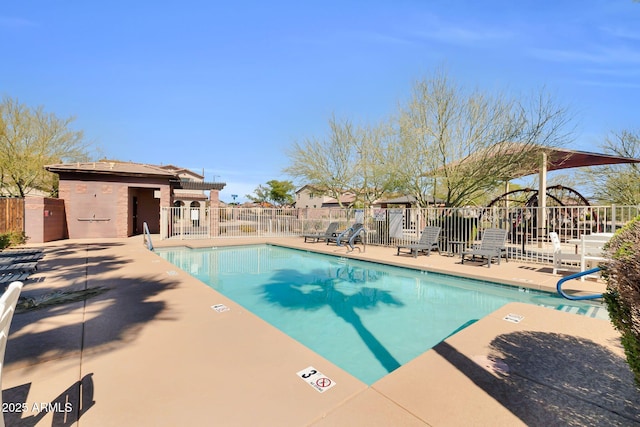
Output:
top-left (158, 164), bottom-right (204, 179)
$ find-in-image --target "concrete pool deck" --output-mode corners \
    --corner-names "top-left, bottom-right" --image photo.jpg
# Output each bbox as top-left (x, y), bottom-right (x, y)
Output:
top-left (2, 236), bottom-right (639, 426)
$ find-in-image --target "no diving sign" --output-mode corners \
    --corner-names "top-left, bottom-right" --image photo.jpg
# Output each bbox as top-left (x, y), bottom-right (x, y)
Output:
top-left (296, 366), bottom-right (336, 393)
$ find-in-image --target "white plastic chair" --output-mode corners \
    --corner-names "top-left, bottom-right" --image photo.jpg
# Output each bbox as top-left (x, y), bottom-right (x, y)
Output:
top-left (549, 232), bottom-right (581, 274)
top-left (580, 237), bottom-right (609, 281)
top-left (0, 282), bottom-right (23, 427)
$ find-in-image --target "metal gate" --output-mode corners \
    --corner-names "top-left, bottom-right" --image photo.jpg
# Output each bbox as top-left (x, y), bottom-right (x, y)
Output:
top-left (161, 206), bottom-right (210, 239)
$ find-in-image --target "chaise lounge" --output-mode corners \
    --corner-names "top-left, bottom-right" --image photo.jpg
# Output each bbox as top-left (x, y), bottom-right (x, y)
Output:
top-left (396, 226), bottom-right (441, 258)
top-left (302, 222), bottom-right (340, 243)
top-left (461, 228), bottom-right (508, 268)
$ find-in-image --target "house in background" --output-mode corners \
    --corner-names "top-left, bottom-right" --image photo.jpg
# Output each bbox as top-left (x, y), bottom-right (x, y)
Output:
top-left (158, 165), bottom-right (208, 209)
top-left (44, 161), bottom-right (225, 239)
top-left (294, 185), bottom-right (356, 208)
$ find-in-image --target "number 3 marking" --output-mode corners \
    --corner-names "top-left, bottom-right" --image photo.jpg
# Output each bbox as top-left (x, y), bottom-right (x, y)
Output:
top-left (301, 369), bottom-right (317, 378)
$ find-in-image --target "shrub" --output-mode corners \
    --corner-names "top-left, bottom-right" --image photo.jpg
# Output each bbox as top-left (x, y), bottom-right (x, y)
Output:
top-left (602, 215), bottom-right (640, 387)
top-left (0, 231), bottom-right (28, 250)
top-left (240, 225), bottom-right (256, 233)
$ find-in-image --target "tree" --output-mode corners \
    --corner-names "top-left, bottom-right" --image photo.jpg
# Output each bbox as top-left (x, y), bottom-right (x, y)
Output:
top-left (392, 71), bottom-right (574, 207)
top-left (0, 97), bottom-right (92, 197)
top-left (265, 180), bottom-right (295, 207)
top-left (284, 114), bottom-right (359, 208)
top-left (285, 71), bottom-right (574, 209)
top-left (284, 115), bottom-right (397, 208)
top-left (580, 130), bottom-right (640, 204)
top-left (246, 179), bottom-right (295, 207)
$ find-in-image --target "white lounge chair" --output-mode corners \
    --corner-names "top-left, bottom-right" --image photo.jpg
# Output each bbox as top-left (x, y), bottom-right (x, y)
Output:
top-left (549, 232), bottom-right (581, 274)
top-left (0, 282), bottom-right (23, 427)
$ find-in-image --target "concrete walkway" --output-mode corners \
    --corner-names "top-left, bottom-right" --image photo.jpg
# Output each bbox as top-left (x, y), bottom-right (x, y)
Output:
top-left (2, 236), bottom-right (639, 426)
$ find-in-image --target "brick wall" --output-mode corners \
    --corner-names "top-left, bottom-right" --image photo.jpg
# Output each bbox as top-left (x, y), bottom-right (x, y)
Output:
top-left (58, 174), bottom-right (171, 239)
top-left (24, 197), bottom-right (67, 243)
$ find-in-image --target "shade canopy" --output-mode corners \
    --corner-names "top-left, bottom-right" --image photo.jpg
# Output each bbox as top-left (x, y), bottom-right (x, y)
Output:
top-left (521, 146), bottom-right (640, 175)
top-left (510, 145), bottom-right (640, 245)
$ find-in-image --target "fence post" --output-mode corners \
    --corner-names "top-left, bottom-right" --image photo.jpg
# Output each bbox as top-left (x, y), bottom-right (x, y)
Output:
top-left (160, 208), bottom-right (166, 239)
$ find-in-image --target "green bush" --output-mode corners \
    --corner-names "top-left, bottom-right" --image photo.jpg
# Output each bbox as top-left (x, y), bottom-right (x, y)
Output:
top-left (602, 215), bottom-right (640, 387)
top-left (0, 231), bottom-right (28, 250)
top-left (240, 225), bottom-right (256, 233)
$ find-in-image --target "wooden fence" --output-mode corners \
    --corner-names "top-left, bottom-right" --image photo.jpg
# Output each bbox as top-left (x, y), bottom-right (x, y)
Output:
top-left (0, 198), bottom-right (24, 234)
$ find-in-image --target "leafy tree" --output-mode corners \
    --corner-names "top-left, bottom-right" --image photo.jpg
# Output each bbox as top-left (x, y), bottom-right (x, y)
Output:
top-left (579, 130), bottom-right (640, 204)
top-left (0, 97), bottom-right (92, 197)
top-left (246, 179), bottom-right (295, 207)
top-left (246, 184), bottom-right (270, 206)
top-left (265, 179), bottom-right (295, 206)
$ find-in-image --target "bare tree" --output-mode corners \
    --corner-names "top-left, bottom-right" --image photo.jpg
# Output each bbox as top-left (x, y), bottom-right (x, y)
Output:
top-left (353, 120), bottom-right (397, 207)
top-left (394, 71), bottom-right (574, 207)
top-left (580, 130), bottom-right (640, 204)
top-left (0, 97), bottom-right (92, 197)
top-left (284, 114), bottom-right (358, 208)
top-left (285, 115), bottom-right (396, 208)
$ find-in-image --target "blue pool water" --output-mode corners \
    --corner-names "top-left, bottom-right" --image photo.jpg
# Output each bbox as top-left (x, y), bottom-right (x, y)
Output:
top-left (155, 244), bottom-right (607, 384)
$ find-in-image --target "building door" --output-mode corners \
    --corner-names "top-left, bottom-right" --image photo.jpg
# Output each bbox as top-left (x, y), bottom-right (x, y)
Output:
top-left (133, 196), bottom-right (139, 234)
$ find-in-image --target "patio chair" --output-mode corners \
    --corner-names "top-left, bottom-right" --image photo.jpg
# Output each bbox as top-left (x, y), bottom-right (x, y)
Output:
top-left (461, 228), bottom-right (508, 268)
top-left (0, 248), bottom-right (43, 259)
top-left (580, 236), bottom-right (609, 281)
top-left (302, 222), bottom-right (340, 243)
top-left (549, 232), bottom-right (581, 274)
top-left (396, 226), bottom-right (441, 258)
top-left (0, 262), bottom-right (38, 273)
top-left (0, 272), bottom-right (30, 285)
top-left (0, 282), bottom-right (23, 427)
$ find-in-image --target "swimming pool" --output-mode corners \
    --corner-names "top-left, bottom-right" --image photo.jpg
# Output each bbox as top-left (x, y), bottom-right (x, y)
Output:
top-left (155, 244), bottom-right (607, 384)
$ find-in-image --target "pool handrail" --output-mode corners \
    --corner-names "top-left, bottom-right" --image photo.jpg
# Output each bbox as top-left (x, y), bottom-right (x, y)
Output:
top-left (143, 222), bottom-right (154, 251)
top-left (556, 267), bottom-right (603, 300)
top-left (337, 223), bottom-right (366, 252)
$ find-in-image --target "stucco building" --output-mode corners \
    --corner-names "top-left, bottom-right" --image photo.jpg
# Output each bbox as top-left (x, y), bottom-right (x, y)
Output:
top-left (45, 161), bottom-right (224, 239)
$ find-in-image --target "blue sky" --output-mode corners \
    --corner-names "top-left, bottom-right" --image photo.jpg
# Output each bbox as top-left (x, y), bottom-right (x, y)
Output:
top-left (2, 0), bottom-right (639, 202)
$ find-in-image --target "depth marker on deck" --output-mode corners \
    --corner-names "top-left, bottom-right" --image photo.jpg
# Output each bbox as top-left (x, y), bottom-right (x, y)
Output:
top-left (296, 366), bottom-right (336, 393)
top-left (503, 313), bottom-right (524, 323)
top-left (211, 304), bottom-right (230, 313)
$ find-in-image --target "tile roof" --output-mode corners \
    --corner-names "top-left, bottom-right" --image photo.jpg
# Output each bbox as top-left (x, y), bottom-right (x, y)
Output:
top-left (45, 161), bottom-right (179, 178)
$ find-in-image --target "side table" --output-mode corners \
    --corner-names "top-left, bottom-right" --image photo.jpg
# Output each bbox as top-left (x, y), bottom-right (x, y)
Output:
top-left (448, 241), bottom-right (466, 257)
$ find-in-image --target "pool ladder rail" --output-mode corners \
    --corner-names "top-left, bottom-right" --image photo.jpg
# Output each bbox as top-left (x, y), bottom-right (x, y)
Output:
top-left (336, 225), bottom-right (367, 253)
top-left (556, 267), bottom-right (603, 301)
top-left (143, 221), bottom-right (154, 251)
